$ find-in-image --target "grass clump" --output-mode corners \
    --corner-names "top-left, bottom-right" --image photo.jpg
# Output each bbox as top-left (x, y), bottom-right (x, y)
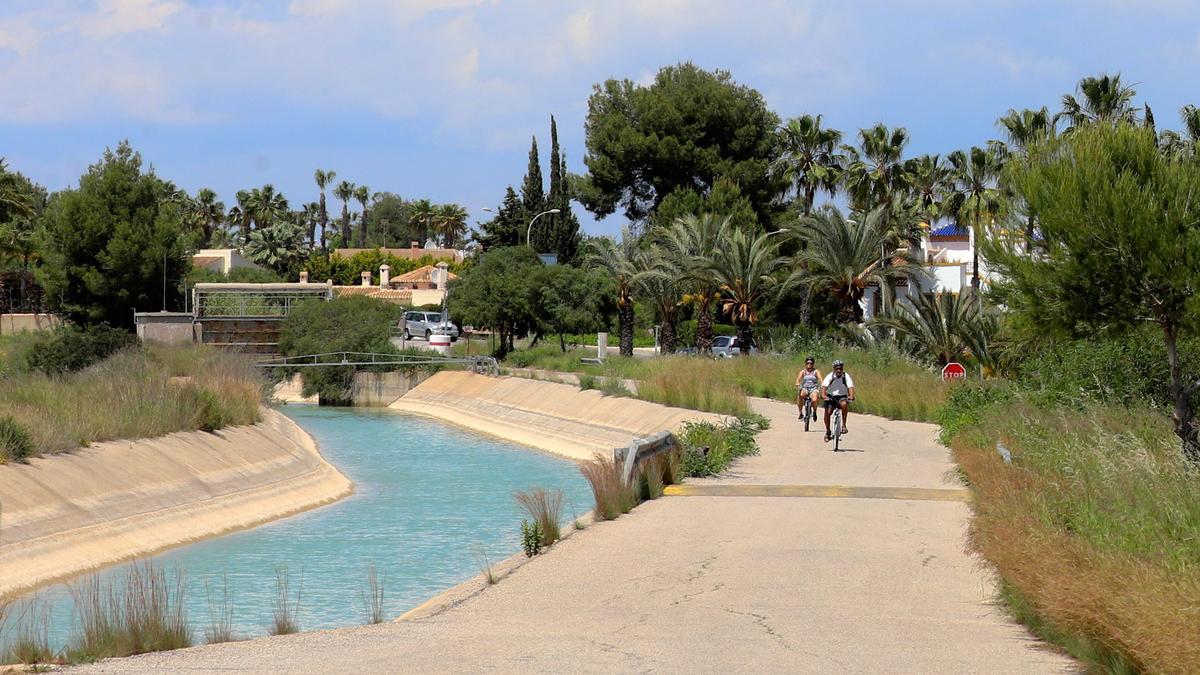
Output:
top-left (0, 415), bottom-right (33, 463)
top-left (520, 520), bottom-right (544, 557)
top-left (579, 452), bottom-right (638, 521)
top-left (514, 487), bottom-right (564, 547)
top-left (678, 416), bottom-right (765, 477)
top-left (65, 561), bottom-right (191, 663)
top-left (944, 387), bottom-right (1200, 674)
top-left (2, 599), bottom-right (55, 666)
top-left (359, 563), bottom-right (386, 625)
top-left (269, 565), bottom-right (302, 636)
top-left (203, 574), bottom-right (236, 644)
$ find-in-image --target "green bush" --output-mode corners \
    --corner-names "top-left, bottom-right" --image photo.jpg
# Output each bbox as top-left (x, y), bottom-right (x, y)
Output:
top-left (676, 320), bottom-right (736, 348)
top-left (0, 415), bottom-right (33, 462)
top-left (191, 388), bottom-right (228, 432)
top-left (25, 325), bottom-right (139, 375)
top-left (677, 416), bottom-right (763, 477)
top-left (520, 520), bottom-right (543, 557)
top-left (936, 381), bottom-right (1016, 445)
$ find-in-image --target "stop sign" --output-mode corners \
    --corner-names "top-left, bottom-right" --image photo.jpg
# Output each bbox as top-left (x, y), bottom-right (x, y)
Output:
top-left (942, 362), bottom-right (967, 381)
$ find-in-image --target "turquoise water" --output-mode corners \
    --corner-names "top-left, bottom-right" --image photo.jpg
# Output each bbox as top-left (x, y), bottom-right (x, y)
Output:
top-left (5, 407), bottom-right (593, 651)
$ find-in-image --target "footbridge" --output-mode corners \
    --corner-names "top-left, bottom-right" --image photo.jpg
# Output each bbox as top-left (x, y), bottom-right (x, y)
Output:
top-left (256, 351), bottom-right (499, 375)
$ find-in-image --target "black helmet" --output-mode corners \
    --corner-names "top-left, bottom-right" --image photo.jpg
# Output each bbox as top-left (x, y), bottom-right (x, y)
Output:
top-left (805, 355), bottom-right (815, 363)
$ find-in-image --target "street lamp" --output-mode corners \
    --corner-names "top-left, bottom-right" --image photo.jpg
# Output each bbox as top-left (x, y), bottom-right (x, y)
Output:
top-left (526, 209), bottom-right (560, 247)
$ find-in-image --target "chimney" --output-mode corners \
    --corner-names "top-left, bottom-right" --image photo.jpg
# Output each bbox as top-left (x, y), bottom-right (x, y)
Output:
top-left (411, 241), bottom-right (420, 250)
top-left (379, 264), bottom-right (390, 287)
top-left (361, 270), bottom-right (371, 287)
top-left (435, 261), bottom-right (449, 291)
top-left (299, 270), bottom-right (309, 284)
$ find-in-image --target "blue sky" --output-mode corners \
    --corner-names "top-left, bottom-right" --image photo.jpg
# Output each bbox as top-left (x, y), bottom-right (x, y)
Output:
top-left (1, 0), bottom-right (1198, 237)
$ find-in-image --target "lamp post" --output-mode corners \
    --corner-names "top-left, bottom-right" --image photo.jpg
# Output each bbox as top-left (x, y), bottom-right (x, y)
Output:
top-left (526, 209), bottom-right (560, 247)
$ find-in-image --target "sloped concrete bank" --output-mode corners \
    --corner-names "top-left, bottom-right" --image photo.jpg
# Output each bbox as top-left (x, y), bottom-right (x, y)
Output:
top-left (389, 371), bottom-right (721, 462)
top-left (0, 409), bottom-right (353, 599)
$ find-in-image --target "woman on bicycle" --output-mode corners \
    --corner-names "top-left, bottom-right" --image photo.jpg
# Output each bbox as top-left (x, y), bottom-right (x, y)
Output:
top-left (795, 356), bottom-right (822, 421)
top-left (822, 359), bottom-right (856, 442)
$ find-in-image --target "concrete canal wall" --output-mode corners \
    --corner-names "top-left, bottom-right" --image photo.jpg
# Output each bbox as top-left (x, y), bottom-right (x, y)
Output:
top-left (0, 409), bottom-right (353, 599)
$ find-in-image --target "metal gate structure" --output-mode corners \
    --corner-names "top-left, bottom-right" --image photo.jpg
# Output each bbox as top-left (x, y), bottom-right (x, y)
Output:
top-left (192, 282), bottom-right (333, 355)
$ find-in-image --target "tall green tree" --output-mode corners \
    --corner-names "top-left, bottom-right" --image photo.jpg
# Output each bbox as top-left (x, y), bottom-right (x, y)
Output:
top-left (945, 146), bottom-right (1004, 291)
top-left (868, 292), bottom-right (996, 368)
top-left (408, 198), bottom-right (436, 247)
top-left (656, 213), bottom-right (729, 353)
top-left (521, 136), bottom-right (545, 235)
top-left (354, 184), bottom-right (371, 247)
top-left (579, 62), bottom-right (783, 225)
top-left (708, 226), bottom-right (789, 348)
top-left (585, 230), bottom-right (640, 356)
top-left (190, 188), bottom-right (225, 246)
top-left (535, 264), bottom-right (616, 351)
top-left (544, 116), bottom-right (583, 263)
top-left (651, 178), bottom-right (759, 232)
top-left (314, 169), bottom-right (336, 248)
top-left (334, 180), bottom-right (355, 247)
top-left (774, 114), bottom-right (845, 213)
top-left (449, 246), bottom-right (543, 358)
top-left (476, 187), bottom-right (524, 250)
top-left (433, 203), bottom-right (468, 248)
top-left (39, 142), bottom-right (188, 326)
top-left (997, 107), bottom-right (1055, 250)
top-left (250, 184), bottom-right (289, 230)
top-left (245, 220), bottom-right (310, 278)
top-left (233, 190), bottom-right (253, 241)
top-left (1056, 73), bottom-right (1140, 130)
top-left (991, 123), bottom-right (1200, 461)
top-left (842, 124), bottom-right (911, 213)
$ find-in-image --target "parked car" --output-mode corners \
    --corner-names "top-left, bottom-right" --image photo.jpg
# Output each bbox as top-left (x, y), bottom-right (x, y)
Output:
top-left (711, 335), bottom-right (756, 358)
top-left (401, 311), bottom-right (459, 341)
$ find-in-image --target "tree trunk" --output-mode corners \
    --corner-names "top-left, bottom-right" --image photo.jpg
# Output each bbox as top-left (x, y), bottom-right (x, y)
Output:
top-left (659, 309), bottom-right (677, 355)
top-left (559, 331), bottom-right (567, 353)
top-left (799, 286), bottom-right (813, 327)
top-left (1024, 214), bottom-right (1035, 254)
top-left (618, 301), bottom-right (634, 357)
top-left (495, 327), bottom-right (508, 359)
top-left (696, 295), bottom-right (714, 353)
top-left (318, 194), bottom-right (328, 248)
top-left (838, 292), bottom-right (864, 325)
top-left (358, 207), bottom-right (369, 247)
top-left (1164, 322), bottom-right (1200, 462)
top-left (735, 321), bottom-right (754, 352)
top-left (341, 210), bottom-right (351, 246)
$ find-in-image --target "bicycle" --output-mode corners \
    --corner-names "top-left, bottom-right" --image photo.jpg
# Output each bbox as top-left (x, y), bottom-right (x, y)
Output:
top-left (798, 387), bottom-right (817, 432)
top-left (827, 396), bottom-right (853, 451)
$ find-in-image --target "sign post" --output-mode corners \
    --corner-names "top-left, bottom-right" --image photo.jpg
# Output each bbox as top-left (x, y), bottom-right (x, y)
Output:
top-left (942, 362), bottom-right (967, 382)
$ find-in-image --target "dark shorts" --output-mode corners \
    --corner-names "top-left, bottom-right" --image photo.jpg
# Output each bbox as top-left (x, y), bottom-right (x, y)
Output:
top-left (824, 395), bottom-right (848, 410)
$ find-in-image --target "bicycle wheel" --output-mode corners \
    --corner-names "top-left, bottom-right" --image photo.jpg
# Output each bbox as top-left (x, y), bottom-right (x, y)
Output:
top-left (803, 400), bottom-right (811, 432)
top-left (833, 409), bottom-right (842, 452)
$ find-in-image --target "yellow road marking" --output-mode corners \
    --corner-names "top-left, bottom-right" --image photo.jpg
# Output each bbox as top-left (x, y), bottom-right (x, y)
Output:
top-left (662, 484), bottom-right (972, 503)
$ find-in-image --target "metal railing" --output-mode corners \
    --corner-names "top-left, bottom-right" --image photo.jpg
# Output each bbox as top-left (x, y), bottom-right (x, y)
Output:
top-left (255, 351), bottom-right (499, 375)
top-left (614, 431), bottom-right (680, 485)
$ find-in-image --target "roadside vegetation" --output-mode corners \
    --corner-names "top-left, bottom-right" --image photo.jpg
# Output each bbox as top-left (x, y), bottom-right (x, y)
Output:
top-left (0, 330), bottom-right (263, 463)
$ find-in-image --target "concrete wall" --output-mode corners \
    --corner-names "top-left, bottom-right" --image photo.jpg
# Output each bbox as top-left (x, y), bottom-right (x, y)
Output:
top-left (134, 313), bottom-right (196, 345)
top-left (390, 372), bottom-right (721, 462)
top-left (0, 409), bottom-right (353, 599)
top-left (350, 370), bottom-right (432, 407)
top-left (0, 313), bottom-right (62, 335)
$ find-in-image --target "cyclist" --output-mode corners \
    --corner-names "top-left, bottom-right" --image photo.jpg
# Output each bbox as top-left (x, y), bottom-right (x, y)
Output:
top-left (794, 356), bottom-right (822, 421)
top-left (821, 359), bottom-right (856, 442)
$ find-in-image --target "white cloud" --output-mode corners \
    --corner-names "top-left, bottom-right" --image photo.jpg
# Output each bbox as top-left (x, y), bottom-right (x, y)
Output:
top-left (80, 0), bottom-right (184, 39)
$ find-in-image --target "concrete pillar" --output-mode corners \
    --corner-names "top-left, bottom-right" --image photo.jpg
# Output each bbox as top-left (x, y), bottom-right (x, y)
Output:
top-left (361, 271), bottom-right (371, 287)
top-left (299, 270), bottom-right (309, 284)
top-left (435, 261), bottom-right (449, 290)
top-left (597, 332), bottom-right (608, 361)
top-left (380, 264), bottom-right (390, 287)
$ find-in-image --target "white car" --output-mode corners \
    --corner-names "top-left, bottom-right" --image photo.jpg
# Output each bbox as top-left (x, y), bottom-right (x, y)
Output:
top-left (711, 335), bottom-right (755, 358)
top-left (402, 311), bottom-right (459, 341)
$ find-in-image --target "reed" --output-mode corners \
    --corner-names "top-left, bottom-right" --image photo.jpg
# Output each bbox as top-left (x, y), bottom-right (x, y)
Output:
top-left (269, 564), bottom-right (302, 636)
top-left (514, 487), bottom-right (565, 546)
top-left (203, 573), bottom-right (236, 644)
top-left (579, 452), bottom-right (637, 521)
top-left (65, 561), bottom-right (191, 663)
top-left (359, 562), bottom-right (386, 625)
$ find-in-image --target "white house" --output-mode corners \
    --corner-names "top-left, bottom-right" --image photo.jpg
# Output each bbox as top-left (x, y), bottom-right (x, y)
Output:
top-left (191, 249), bottom-right (263, 275)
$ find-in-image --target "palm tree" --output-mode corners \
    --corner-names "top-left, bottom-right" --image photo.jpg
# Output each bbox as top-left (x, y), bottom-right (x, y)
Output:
top-left (434, 204), bottom-right (469, 248)
top-left (1056, 73), bottom-right (1140, 130)
top-left (333, 180), bottom-right (355, 247)
top-left (1159, 105), bottom-right (1200, 161)
top-left (234, 190), bottom-right (254, 241)
top-left (633, 244), bottom-right (682, 354)
top-left (409, 199), bottom-right (437, 246)
top-left (774, 114), bottom-right (844, 213)
top-left (794, 206), bottom-right (925, 324)
top-left (353, 184), bottom-right (370, 247)
top-left (313, 169), bottom-right (335, 248)
top-left (245, 221), bottom-right (310, 276)
top-left (708, 227), bottom-right (790, 349)
top-left (0, 159), bottom-right (34, 220)
top-left (298, 202), bottom-right (321, 247)
top-left (250, 184), bottom-right (289, 230)
top-left (192, 188), bottom-right (225, 245)
top-left (945, 146), bottom-right (1004, 292)
top-left (842, 124), bottom-right (911, 213)
top-left (585, 231), bottom-right (640, 357)
top-left (997, 108), bottom-right (1055, 250)
top-left (906, 154), bottom-right (950, 236)
top-left (868, 292), bottom-right (995, 367)
top-left (656, 213), bottom-right (729, 353)
top-left (0, 217), bottom-right (38, 308)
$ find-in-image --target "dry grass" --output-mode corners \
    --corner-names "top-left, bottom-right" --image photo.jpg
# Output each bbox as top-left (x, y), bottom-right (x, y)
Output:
top-left (1, 597), bottom-right (55, 666)
top-left (65, 561), bottom-right (192, 663)
top-left (951, 402), bottom-right (1200, 674)
top-left (0, 345), bottom-right (264, 462)
top-left (359, 563), bottom-right (386, 625)
top-left (579, 452), bottom-right (638, 521)
top-left (269, 565), bottom-right (302, 636)
top-left (635, 358), bottom-right (751, 416)
top-left (514, 487), bottom-right (565, 547)
top-left (203, 574), bottom-right (236, 644)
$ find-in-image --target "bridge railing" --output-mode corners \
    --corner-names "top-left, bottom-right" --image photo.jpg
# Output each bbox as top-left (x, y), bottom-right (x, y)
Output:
top-left (255, 351), bottom-right (499, 375)
top-left (614, 430), bottom-right (680, 485)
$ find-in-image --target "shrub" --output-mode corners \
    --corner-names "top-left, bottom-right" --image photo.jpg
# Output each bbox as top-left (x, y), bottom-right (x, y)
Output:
top-left (514, 487), bottom-right (564, 547)
top-left (269, 565), bottom-right (302, 636)
top-left (25, 325), bottom-right (139, 375)
top-left (677, 417), bottom-right (763, 477)
top-left (0, 415), bottom-right (33, 462)
top-left (66, 561), bottom-right (192, 663)
top-left (520, 520), bottom-right (543, 557)
top-left (579, 452), bottom-right (638, 520)
top-left (190, 388), bottom-right (228, 433)
top-left (578, 373), bottom-right (598, 390)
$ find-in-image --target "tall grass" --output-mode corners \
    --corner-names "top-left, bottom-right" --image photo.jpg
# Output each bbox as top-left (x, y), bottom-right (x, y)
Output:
top-left (203, 573), bottom-right (236, 644)
top-left (359, 563), bottom-right (386, 625)
top-left (270, 565), bottom-right (302, 636)
top-left (636, 358), bottom-right (750, 416)
top-left (514, 488), bottom-right (564, 546)
top-left (948, 398), bottom-right (1200, 674)
top-left (579, 452), bottom-right (638, 521)
top-left (4, 599), bottom-right (53, 666)
top-left (0, 345), bottom-right (264, 462)
top-left (65, 561), bottom-right (191, 662)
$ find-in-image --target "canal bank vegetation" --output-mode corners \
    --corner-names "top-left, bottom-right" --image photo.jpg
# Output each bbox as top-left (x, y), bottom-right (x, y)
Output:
top-left (0, 331), bottom-right (264, 463)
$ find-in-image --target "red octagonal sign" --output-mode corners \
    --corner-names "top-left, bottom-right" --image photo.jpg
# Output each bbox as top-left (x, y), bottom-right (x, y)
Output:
top-left (942, 362), bottom-right (967, 381)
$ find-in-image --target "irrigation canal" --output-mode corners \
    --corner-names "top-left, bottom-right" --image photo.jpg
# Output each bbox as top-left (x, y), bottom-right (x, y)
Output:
top-left (6, 407), bottom-right (593, 652)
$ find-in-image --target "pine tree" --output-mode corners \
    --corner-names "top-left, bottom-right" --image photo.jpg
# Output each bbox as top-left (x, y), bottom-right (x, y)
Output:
top-left (476, 186), bottom-right (525, 250)
top-left (521, 136), bottom-right (545, 242)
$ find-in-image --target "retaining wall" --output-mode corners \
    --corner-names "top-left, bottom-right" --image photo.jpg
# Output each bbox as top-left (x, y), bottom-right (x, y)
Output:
top-left (0, 409), bottom-right (353, 599)
top-left (0, 313), bottom-right (62, 334)
top-left (389, 371), bottom-right (721, 462)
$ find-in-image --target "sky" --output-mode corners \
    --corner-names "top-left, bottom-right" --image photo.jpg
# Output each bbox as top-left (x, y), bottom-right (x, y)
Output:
top-left (1, 0), bottom-right (1199, 238)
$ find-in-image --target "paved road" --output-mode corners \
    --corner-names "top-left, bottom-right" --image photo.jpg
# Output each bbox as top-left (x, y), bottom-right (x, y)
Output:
top-left (77, 399), bottom-right (1076, 674)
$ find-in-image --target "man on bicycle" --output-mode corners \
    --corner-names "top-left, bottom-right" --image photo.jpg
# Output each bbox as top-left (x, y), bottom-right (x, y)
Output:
top-left (822, 359), bottom-right (855, 442)
top-left (795, 356), bottom-right (822, 420)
